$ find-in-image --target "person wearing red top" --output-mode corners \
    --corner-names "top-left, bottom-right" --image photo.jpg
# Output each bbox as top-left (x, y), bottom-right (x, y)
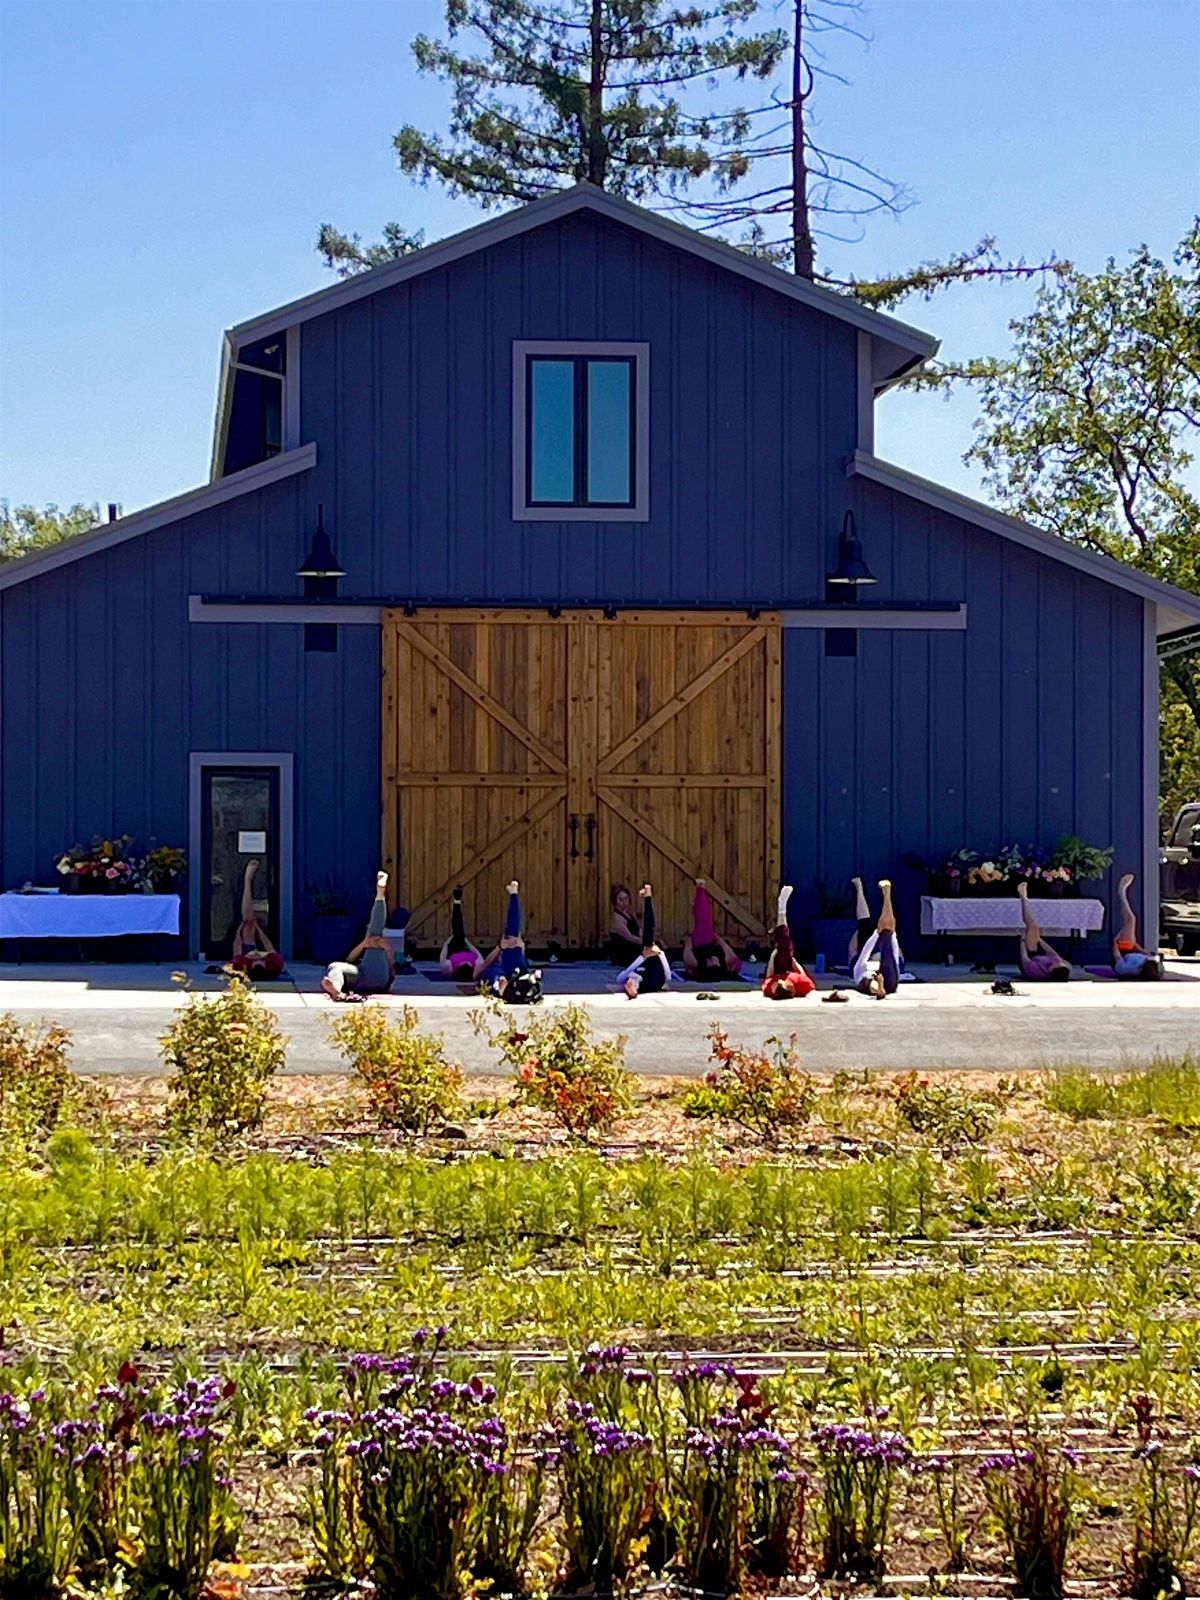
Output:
top-left (762, 884), bottom-right (815, 999)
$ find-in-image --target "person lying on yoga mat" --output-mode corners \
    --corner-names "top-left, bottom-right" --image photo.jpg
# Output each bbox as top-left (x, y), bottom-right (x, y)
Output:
top-left (609, 884), bottom-right (643, 966)
top-left (683, 879), bottom-right (745, 982)
top-left (620, 884), bottom-right (674, 998)
top-left (762, 885), bottom-right (814, 999)
top-left (1113, 872), bottom-right (1162, 980)
top-left (1015, 881), bottom-right (1070, 982)
top-left (439, 886), bottom-right (482, 978)
top-left (229, 860), bottom-right (285, 979)
top-left (322, 871), bottom-right (395, 1001)
top-left (474, 881), bottom-right (542, 1001)
top-left (853, 879), bottom-right (903, 998)
top-left (848, 876), bottom-right (873, 964)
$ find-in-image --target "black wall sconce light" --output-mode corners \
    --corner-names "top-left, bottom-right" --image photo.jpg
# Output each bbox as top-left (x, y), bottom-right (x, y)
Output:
top-left (297, 504), bottom-right (345, 653)
top-left (826, 510), bottom-right (877, 589)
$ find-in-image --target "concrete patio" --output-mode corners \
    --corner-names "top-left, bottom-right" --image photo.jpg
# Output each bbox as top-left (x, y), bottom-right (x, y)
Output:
top-left (0, 957), bottom-right (1195, 1074)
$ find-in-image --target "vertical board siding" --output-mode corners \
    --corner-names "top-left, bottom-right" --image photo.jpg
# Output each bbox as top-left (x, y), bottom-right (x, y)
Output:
top-left (0, 208), bottom-right (1151, 945)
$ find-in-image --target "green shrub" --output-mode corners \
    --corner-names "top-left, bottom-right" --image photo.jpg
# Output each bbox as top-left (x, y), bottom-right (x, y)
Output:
top-left (162, 973), bottom-right (287, 1138)
top-left (329, 1005), bottom-right (463, 1133)
top-left (681, 1025), bottom-right (816, 1143)
top-left (472, 1000), bottom-right (633, 1141)
top-left (893, 1073), bottom-right (997, 1149)
top-left (1044, 1057), bottom-right (1200, 1128)
top-left (0, 1014), bottom-right (74, 1142)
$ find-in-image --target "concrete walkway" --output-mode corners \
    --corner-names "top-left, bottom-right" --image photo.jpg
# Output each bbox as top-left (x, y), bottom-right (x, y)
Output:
top-left (0, 958), bottom-right (1195, 1074)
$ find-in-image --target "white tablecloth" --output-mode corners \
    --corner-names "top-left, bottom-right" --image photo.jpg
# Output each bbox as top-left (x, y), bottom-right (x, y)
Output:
top-left (0, 893), bottom-right (180, 939)
top-left (920, 896), bottom-right (1104, 936)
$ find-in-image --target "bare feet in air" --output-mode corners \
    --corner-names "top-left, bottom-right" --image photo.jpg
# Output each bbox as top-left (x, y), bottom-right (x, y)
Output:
top-left (640, 883), bottom-right (652, 898)
top-left (1118, 872), bottom-right (1135, 892)
top-left (1017, 881), bottom-right (1029, 900)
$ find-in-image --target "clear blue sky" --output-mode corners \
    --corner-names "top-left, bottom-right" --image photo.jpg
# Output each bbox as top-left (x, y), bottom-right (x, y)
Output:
top-left (1, 0), bottom-right (1197, 515)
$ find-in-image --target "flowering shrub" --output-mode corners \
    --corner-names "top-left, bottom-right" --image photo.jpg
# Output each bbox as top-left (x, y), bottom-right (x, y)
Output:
top-left (681, 1025), bottom-right (816, 1143)
top-left (307, 1333), bottom-right (542, 1600)
top-left (132, 1374), bottom-right (240, 1598)
top-left (0, 1368), bottom-right (237, 1600)
top-left (813, 1413), bottom-right (911, 1581)
top-left (673, 1363), bottom-right (802, 1591)
top-left (0, 1015), bottom-right (74, 1143)
top-left (893, 1072), bottom-right (998, 1148)
top-left (162, 972), bottom-right (287, 1138)
top-left (472, 1000), bottom-right (633, 1141)
top-left (543, 1399), bottom-right (654, 1587)
top-left (978, 1434), bottom-right (1080, 1600)
top-left (1125, 1395), bottom-right (1200, 1600)
top-left (328, 1005), bottom-right (463, 1134)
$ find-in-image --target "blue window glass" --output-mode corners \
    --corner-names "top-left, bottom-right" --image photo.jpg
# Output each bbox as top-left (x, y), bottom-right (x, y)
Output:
top-left (587, 361), bottom-right (632, 505)
top-left (529, 359), bottom-right (576, 505)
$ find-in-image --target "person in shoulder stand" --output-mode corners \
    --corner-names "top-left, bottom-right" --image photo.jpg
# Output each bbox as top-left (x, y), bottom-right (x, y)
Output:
top-left (620, 884), bottom-right (674, 998)
top-left (853, 878), bottom-right (903, 999)
top-left (762, 885), bottom-right (815, 999)
top-left (322, 871), bottom-right (395, 1001)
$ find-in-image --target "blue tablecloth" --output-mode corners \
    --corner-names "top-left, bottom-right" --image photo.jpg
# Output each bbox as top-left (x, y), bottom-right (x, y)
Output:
top-left (0, 893), bottom-right (180, 938)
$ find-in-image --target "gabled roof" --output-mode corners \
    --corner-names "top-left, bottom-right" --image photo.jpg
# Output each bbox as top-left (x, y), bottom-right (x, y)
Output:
top-left (848, 451), bottom-right (1200, 637)
top-left (0, 444), bottom-right (316, 594)
top-left (211, 184), bottom-right (939, 479)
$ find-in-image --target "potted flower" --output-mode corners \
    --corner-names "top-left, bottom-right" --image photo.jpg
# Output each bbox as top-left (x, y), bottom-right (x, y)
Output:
top-left (1050, 835), bottom-right (1114, 893)
top-left (307, 880), bottom-right (356, 965)
top-left (939, 848), bottom-right (978, 896)
top-left (136, 844), bottom-right (186, 894)
top-left (967, 859), bottom-right (1009, 896)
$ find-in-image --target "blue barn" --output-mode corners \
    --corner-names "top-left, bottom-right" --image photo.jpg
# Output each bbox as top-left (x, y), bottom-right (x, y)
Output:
top-left (3, 185), bottom-right (1198, 961)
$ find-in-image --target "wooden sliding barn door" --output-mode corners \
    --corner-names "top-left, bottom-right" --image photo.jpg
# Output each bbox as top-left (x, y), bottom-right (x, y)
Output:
top-left (589, 613), bottom-right (780, 943)
top-left (382, 610), bottom-right (577, 949)
top-left (382, 609), bottom-right (780, 951)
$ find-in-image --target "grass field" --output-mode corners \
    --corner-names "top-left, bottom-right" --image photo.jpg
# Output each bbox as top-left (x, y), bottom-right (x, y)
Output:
top-left (2, 1038), bottom-right (1198, 1597)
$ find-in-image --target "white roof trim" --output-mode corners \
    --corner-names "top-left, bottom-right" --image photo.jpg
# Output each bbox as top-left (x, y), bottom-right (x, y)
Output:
top-left (0, 443), bottom-right (317, 594)
top-left (848, 451), bottom-right (1200, 636)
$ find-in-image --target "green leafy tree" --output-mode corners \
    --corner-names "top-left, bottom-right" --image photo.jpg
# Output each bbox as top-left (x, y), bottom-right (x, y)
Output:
top-left (317, 0), bottom-right (787, 275)
top-left (322, 0), bottom-right (1055, 310)
top-left (962, 223), bottom-right (1200, 823)
top-left (0, 500), bottom-right (99, 564)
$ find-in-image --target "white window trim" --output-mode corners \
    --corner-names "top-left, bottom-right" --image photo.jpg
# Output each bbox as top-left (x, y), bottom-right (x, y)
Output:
top-left (512, 340), bottom-right (650, 522)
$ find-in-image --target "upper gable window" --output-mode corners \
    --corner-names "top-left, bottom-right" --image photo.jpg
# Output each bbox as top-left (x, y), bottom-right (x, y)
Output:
top-left (513, 341), bottom-right (649, 521)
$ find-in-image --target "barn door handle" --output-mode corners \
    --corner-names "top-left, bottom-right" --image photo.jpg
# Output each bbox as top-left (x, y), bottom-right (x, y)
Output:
top-left (568, 814), bottom-right (580, 860)
top-left (584, 814), bottom-right (597, 862)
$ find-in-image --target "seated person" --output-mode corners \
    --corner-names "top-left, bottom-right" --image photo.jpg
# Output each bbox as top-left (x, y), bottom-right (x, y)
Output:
top-left (762, 885), bottom-right (814, 999)
top-left (608, 883), bottom-right (643, 966)
top-left (440, 885), bottom-right (481, 977)
top-left (229, 859), bottom-right (285, 979)
top-left (621, 884), bottom-right (674, 998)
top-left (853, 878), bottom-right (903, 998)
top-left (322, 871), bottom-right (395, 1001)
top-left (683, 879), bottom-right (745, 982)
top-left (1113, 872), bottom-right (1162, 980)
top-left (1016, 881), bottom-right (1070, 982)
top-left (473, 881), bottom-right (542, 1001)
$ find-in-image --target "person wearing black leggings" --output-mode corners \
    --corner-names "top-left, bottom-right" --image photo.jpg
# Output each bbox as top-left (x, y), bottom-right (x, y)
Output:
top-left (620, 883), bottom-right (673, 998)
top-left (852, 878), bottom-right (902, 998)
top-left (439, 886), bottom-right (482, 977)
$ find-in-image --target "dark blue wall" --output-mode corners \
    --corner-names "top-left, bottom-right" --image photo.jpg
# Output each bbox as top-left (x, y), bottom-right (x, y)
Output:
top-left (0, 208), bottom-right (1150, 951)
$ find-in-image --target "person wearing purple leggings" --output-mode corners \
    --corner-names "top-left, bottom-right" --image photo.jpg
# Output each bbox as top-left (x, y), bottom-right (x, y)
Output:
top-left (852, 878), bottom-right (903, 998)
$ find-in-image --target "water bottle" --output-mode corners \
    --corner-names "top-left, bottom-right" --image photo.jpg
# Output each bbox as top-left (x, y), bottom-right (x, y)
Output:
top-left (815, 952), bottom-right (826, 974)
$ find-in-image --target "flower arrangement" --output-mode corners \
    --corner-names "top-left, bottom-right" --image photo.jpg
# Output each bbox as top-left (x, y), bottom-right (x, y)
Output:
top-left (54, 836), bottom-right (185, 893)
top-left (55, 835), bottom-right (136, 890)
top-left (921, 836), bottom-right (1112, 896)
